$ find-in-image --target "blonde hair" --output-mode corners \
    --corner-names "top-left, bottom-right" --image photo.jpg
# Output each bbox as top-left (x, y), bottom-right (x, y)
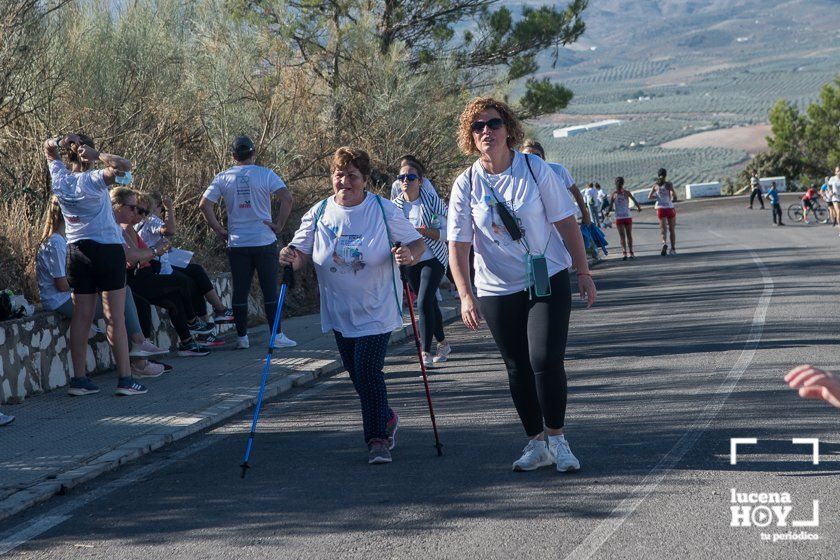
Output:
top-left (110, 186), bottom-right (136, 206)
top-left (521, 139), bottom-right (545, 159)
top-left (457, 96), bottom-right (524, 156)
top-left (39, 197), bottom-right (64, 246)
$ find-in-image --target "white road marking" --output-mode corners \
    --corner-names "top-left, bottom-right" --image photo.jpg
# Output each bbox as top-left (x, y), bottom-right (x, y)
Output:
top-left (564, 248), bottom-right (773, 560)
top-left (0, 380), bottom-right (336, 556)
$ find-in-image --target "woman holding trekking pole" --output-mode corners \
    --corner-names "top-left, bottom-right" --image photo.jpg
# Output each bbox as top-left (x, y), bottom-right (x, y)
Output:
top-left (391, 155), bottom-right (452, 367)
top-left (280, 147), bottom-right (426, 465)
top-left (448, 97), bottom-right (596, 473)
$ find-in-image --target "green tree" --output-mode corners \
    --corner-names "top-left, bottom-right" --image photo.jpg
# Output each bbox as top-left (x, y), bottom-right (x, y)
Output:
top-left (236, 0), bottom-right (587, 117)
top-left (763, 76), bottom-right (840, 181)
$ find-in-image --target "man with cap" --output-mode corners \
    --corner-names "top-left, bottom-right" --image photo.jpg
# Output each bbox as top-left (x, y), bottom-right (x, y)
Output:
top-left (199, 135), bottom-right (296, 349)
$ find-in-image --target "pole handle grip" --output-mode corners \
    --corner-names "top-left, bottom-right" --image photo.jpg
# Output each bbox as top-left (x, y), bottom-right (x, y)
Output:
top-left (283, 246), bottom-right (296, 288)
top-left (394, 241), bottom-right (408, 282)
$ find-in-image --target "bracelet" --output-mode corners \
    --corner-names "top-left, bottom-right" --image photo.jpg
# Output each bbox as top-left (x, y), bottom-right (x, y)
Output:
top-left (577, 272), bottom-right (591, 277)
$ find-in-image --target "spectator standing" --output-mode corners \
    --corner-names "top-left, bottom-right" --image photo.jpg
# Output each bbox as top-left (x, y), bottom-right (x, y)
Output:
top-left (748, 171), bottom-right (764, 209)
top-left (44, 133), bottom-right (147, 396)
top-left (829, 166), bottom-right (840, 232)
top-left (37, 197), bottom-right (168, 378)
top-left (199, 136), bottom-right (295, 350)
top-left (766, 182), bottom-right (784, 226)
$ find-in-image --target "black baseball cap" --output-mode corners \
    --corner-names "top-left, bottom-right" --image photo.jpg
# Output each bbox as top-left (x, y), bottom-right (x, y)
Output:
top-left (657, 168), bottom-right (667, 178)
top-left (232, 135), bottom-right (255, 159)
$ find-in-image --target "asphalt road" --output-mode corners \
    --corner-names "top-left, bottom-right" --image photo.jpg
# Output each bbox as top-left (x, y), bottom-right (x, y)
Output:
top-left (2, 195), bottom-right (838, 560)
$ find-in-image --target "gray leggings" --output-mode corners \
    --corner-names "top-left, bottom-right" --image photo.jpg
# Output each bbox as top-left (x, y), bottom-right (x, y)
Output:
top-left (55, 285), bottom-right (143, 338)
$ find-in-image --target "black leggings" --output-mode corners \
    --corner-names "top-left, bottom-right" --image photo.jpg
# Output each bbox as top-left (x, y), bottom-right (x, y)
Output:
top-left (228, 243), bottom-right (279, 337)
top-left (478, 271), bottom-right (572, 437)
top-left (750, 188), bottom-right (764, 208)
top-left (407, 258), bottom-right (446, 352)
top-left (127, 268), bottom-right (195, 342)
top-left (171, 263), bottom-right (215, 319)
top-left (772, 203), bottom-right (782, 224)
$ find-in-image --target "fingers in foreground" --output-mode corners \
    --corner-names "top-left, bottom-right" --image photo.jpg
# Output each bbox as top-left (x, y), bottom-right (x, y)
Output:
top-left (784, 364), bottom-right (818, 383)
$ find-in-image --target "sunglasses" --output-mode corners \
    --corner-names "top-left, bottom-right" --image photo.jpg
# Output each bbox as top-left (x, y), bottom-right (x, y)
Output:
top-left (398, 173), bottom-right (419, 182)
top-left (120, 204), bottom-right (149, 216)
top-left (471, 118), bottom-right (505, 133)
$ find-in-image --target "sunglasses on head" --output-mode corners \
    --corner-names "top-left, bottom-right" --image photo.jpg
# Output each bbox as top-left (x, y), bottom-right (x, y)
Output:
top-left (471, 117), bottom-right (504, 133)
top-left (398, 173), bottom-right (419, 182)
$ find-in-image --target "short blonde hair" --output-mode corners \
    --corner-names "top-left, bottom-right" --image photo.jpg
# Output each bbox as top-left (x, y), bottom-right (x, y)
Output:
top-left (457, 96), bottom-right (523, 155)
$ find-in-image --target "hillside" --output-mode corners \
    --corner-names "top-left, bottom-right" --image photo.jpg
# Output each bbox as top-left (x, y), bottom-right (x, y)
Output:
top-left (511, 0), bottom-right (840, 192)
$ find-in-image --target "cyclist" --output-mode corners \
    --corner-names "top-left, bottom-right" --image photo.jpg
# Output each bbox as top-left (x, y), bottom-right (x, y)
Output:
top-left (800, 184), bottom-right (819, 224)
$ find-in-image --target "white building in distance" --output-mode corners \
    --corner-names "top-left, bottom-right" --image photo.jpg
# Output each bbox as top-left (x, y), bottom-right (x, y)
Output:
top-left (553, 119), bottom-right (622, 138)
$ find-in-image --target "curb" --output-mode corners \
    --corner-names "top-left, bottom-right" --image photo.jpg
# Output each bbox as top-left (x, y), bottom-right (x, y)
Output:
top-left (0, 303), bottom-right (460, 523)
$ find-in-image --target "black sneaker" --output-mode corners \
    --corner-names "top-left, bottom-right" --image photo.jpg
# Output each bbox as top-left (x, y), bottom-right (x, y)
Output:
top-left (149, 359), bottom-right (174, 372)
top-left (212, 308), bottom-right (235, 324)
top-left (188, 319), bottom-right (214, 335)
top-left (68, 377), bottom-right (100, 396)
top-left (177, 341), bottom-right (210, 357)
top-left (660, 244), bottom-right (668, 256)
top-left (114, 377), bottom-right (147, 396)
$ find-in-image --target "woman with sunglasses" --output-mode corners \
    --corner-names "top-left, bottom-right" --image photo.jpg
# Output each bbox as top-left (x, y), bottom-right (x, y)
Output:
top-left (448, 97), bottom-right (596, 473)
top-left (37, 197), bottom-right (168, 378)
top-left (280, 147), bottom-right (426, 465)
top-left (112, 188), bottom-right (211, 357)
top-left (391, 155), bottom-right (452, 366)
top-left (135, 192), bottom-right (232, 347)
top-left (43, 133), bottom-right (147, 396)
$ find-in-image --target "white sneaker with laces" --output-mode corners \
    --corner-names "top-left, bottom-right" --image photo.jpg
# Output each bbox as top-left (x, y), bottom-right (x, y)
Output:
top-left (422, 352), bottom-right (434, 368)
top-left (512, 439), bottom-right (554, 472)
top-left (433, 341), bottom-right (452, 363)
top-left (236, 335), bottom-right (250, 350)
top-left (274, 332), bottom-right (297, 348)
top-left (548, 434), bottom-right (581, 472)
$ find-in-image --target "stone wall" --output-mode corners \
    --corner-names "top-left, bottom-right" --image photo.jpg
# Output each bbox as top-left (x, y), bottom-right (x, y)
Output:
top-left (0, 273), bottom-right (265, 404)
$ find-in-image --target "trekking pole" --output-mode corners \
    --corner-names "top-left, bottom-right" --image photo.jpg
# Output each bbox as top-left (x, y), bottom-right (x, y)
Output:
top-left (394, 242), bottom-right (444, 456)
top-left (240, 259), bottom-right (295, 478)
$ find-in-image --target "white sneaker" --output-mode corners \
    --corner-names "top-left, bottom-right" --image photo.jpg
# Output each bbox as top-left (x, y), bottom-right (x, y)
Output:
top-left (236, 335), bottom-right (250, 350)
top-left (274, 332), bottom-right (297, 348)
top-left (0, 412), bottom-right (14, 426)
top-left (433, 341), bottom-right (452, 363)
top-left (549, 434), bottom-right (581, 472)
top-left (512, 439), bottom-right (554, 472)
top-left (422, 352), bottom-right (434, 368)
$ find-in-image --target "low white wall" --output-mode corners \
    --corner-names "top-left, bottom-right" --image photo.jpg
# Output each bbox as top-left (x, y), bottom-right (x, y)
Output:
top-left (685, 182), bottom-right (722, 199)
top-left (759, 176), bottom-right (787, 192)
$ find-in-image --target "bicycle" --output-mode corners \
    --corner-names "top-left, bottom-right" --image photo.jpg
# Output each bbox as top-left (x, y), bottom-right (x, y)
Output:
top-left (788, 200), bottom-right (829, 224)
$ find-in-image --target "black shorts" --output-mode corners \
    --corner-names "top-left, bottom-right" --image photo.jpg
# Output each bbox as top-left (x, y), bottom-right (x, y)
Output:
top-left (803, 199), bottom-right (814, 209)
top-left (67, 240), bottom-right (127, 294)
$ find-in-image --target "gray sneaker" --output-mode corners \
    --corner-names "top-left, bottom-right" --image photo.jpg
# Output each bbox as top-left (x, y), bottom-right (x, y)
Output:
top-left (512, 439), bottom-right (554, 472)
top-left (368, 439), bottom-right (392, 464)
top-left (386, 410), bottom-right (400, 450)
top-left (549, 434), bottom-right (581, 472)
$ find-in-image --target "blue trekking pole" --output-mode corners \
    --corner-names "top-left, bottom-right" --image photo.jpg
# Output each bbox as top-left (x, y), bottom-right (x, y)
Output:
top-left (240, 259), bottom-right (295, 478)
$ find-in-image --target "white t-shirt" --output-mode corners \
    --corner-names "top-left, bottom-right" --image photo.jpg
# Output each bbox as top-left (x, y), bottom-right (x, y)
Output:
top-left (447, 151), bottom-right (577, 297)
top-left (829, 176), bottom-right (840, 203)
top-left (613, 191), bottom-right (632, 219)
top-left (290, 193), bottom-right (422, 337)
top-left (597, 189), bottom-right (608, 203)
top-left (36, 233), bottom-right (72, 311)
top-left (583, 186), bottom-right (598, 205)
top-left (49, 161), bottom-right (122, 245)
top-left (390, 177), bottom-right (436, 200)
top-left (400, 198), bottom-right (435, 262)
top-left (135, 215), bottom-right (172, 275)
top-left (203, 164), bottom-right (287, 247)
top-left (652, 183), bottom-right (675, 209)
